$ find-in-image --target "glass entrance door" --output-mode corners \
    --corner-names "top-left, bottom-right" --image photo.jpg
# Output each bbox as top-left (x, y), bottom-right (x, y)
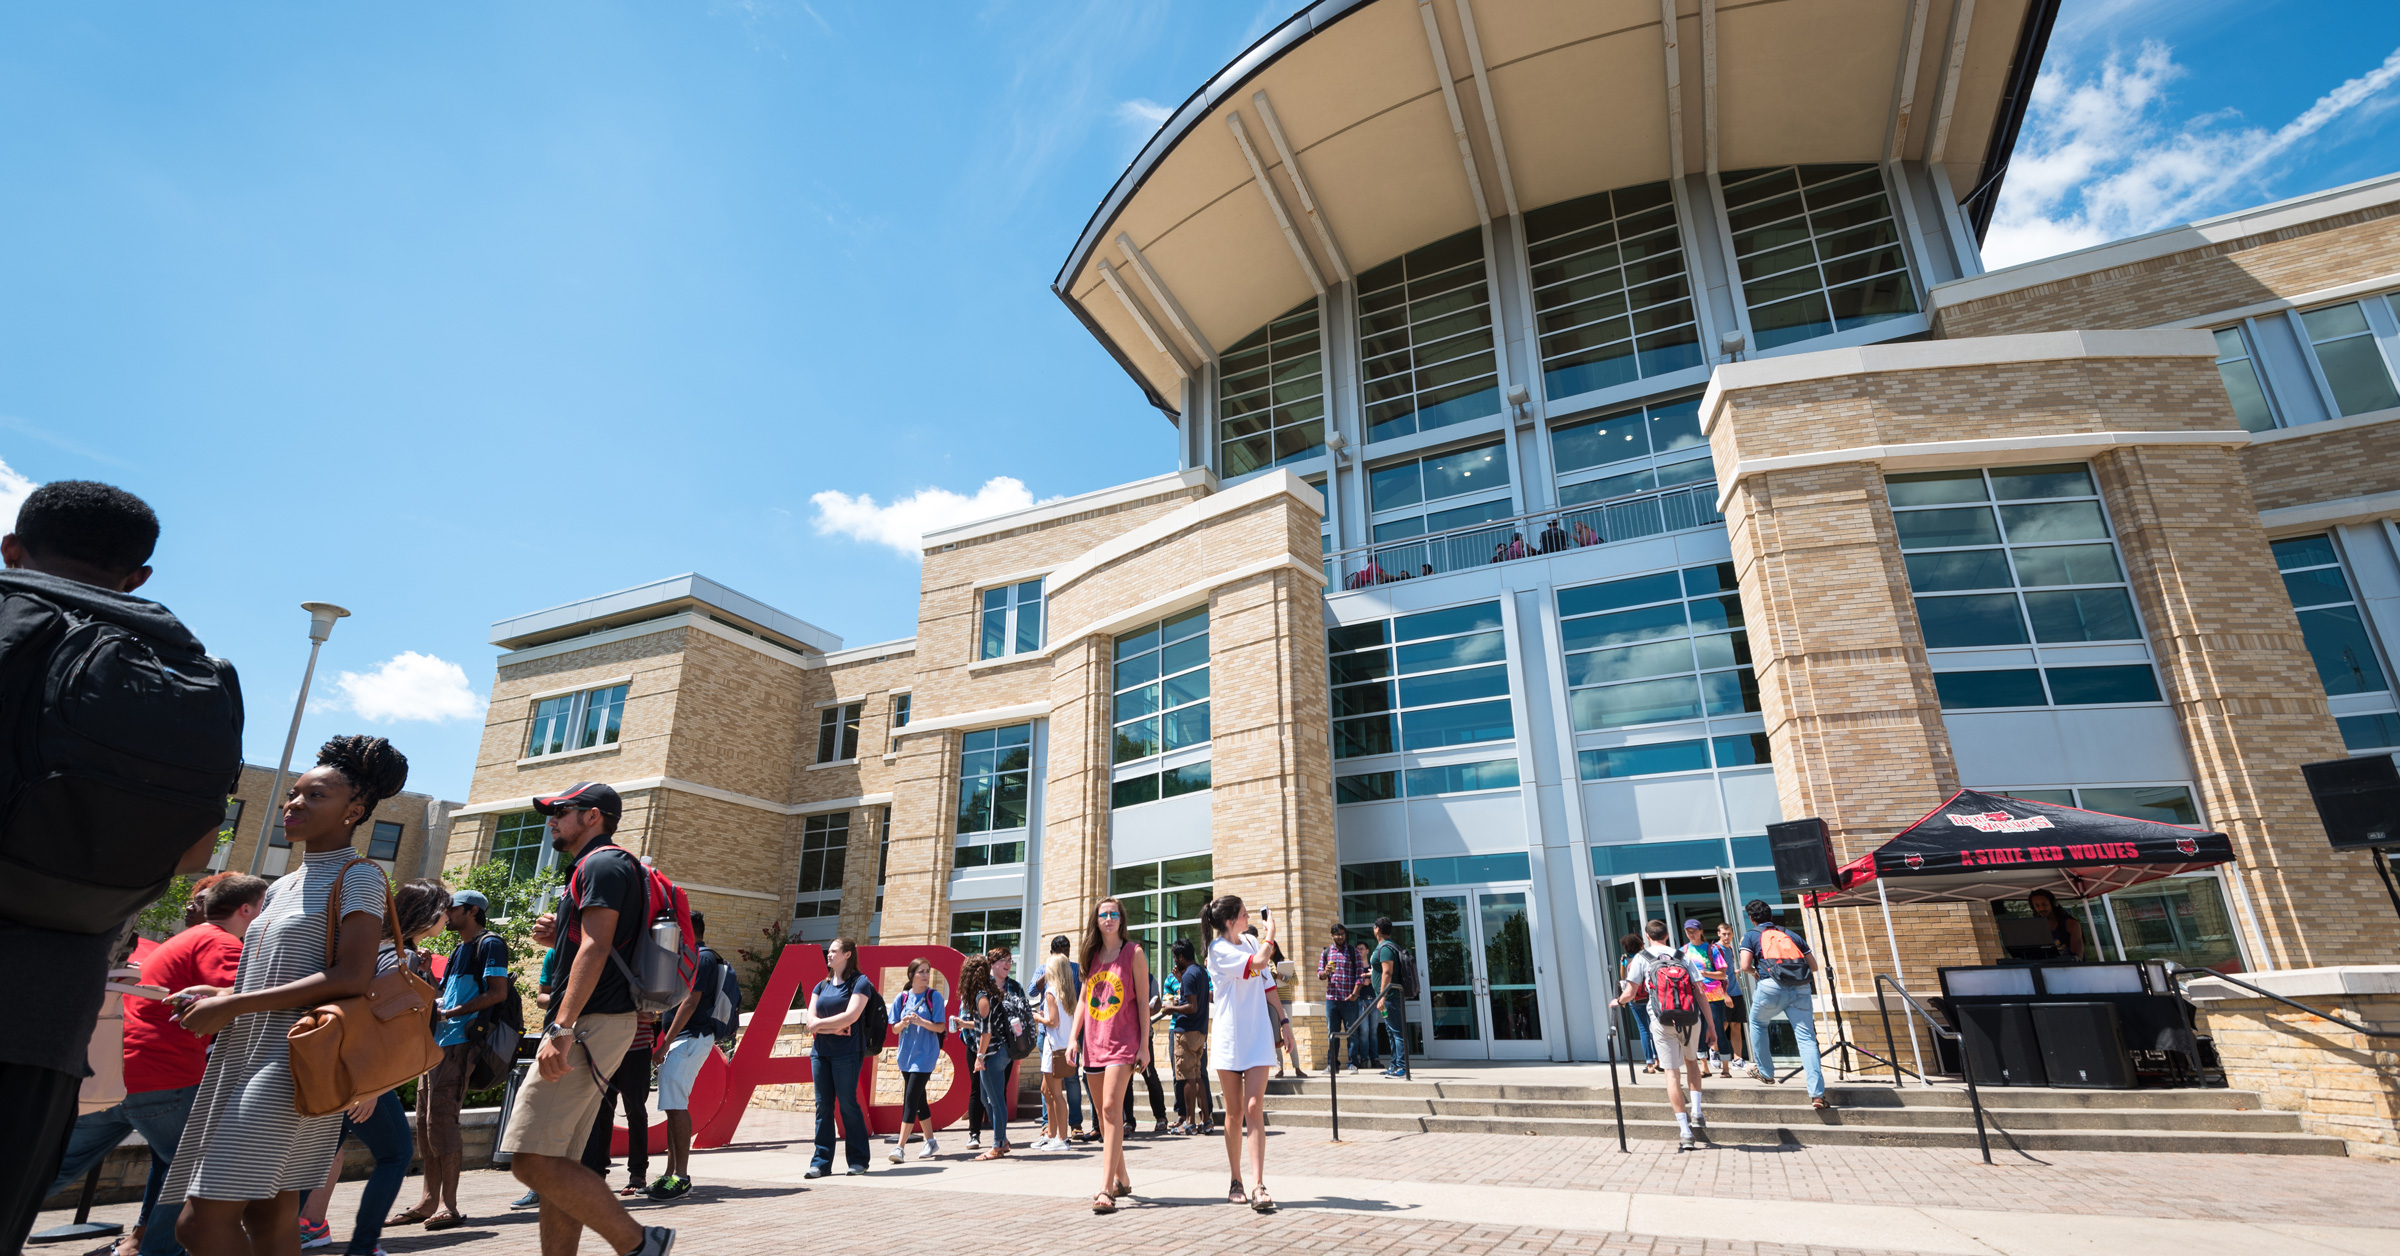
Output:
top-left (1601, 870), bottom-right (1738, 1061)
top-left (1414, 887), bottom-right (1547, 1059)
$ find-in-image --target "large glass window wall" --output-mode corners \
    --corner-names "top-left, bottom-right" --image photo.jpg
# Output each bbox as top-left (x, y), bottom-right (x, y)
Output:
top-left (1558, 562), bottom-right (1759, 731)
top-left (955, 723), bottom-right (1032, 868)
top-left (1109, 854), bottom-right (1213, 964)
top-left (1111, 607), bottom-right (1211, 807)
top-left (1357, 230), bottom-right (1501, 443)
top-left (1219, 299), bottom-right (1326, 476)
top-left (1548, 396), bottom-right (1712, 508)
top-left (1721, 164), bottom-right (1919, 350)
top-left (1522, 181), bottom-right (1701, 400)
top-left (1328, 601), bottom-right (1514, 760)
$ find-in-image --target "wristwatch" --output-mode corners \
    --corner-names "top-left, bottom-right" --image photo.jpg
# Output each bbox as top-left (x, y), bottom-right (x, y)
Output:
top-left (543, 1022), bottom-right (576, 1042)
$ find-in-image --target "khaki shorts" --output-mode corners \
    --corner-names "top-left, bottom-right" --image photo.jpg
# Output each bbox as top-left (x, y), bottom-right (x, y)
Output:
top-left (1173, 1031), bottom-right (1207, 1081)
top-left (1650, 1015), bottom-right (1705, 1071)
top-left (499, 1012), bottom-right (638, 1159)
top-left (415, 1042), bottom-right (473, 1160)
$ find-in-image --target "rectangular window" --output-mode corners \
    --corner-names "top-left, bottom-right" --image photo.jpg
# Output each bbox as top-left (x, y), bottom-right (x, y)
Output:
top-left (1720, 164), bottom-right (1918, 351)
top-left (873, 805), bottom-right (891, 924)
top-left (948, 907), bottom-right (1022, 967)
top-left (1887, 465), bottom-right (2164, 711)
top-left (1522, 181), bottom-right (1701, 400)
top-left (524, 683), bottom-right (630, 758)
top-left (1109, 854), bottom-right (1213, 967)
top-left (888, 692), bottom-right (911, 753)
top-left (1341, 860), bottom-right (1417, 954)
top-left (955, 723), bottom-right (1032, 867)
top-left (978, 580), bottom-right (1045, 660)
top-left (792, 816), bottom-right (849, 922)
top-left (2273, 536), bottom-right (2396, 746)
top-left (1356, 229), bottom-right (1501, 443)
top-left (2299, 300), bottom-right (2400, 418)
top-left (1111, 607), bottom-right (1210, 807)
top-left (1400, 757), bottom-right (1520, 797)
top-left (1219, 299), bottom-right (1326, 476)
top-left (2212, 326), bottom-right (2278, 432)
top-left (1328, 602), bottom-right (1513, 759)
top-left (491, 810), bottom-right (547, 883)
top-left (366, 819), bottom-right (403, 861)
top-left (1559, 563), bottom-right (1758, 730)
top-left (816, 702), bottom-right (862, 764)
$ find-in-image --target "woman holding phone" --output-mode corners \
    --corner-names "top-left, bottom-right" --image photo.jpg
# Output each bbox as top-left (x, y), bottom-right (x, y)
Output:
top-left (1071, 898), bottom-right (1149, 1213)
top-left (1206, 897), bottom-right (1278, 1213)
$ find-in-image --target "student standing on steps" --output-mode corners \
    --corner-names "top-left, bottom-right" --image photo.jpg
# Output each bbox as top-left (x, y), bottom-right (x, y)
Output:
top-left (1740, 899), bottom-right (1829, 1111)
top-left (1368, 918), bottom-right (1409, 1081)
top-left (1615, 919), bottom-right (1717, 1151)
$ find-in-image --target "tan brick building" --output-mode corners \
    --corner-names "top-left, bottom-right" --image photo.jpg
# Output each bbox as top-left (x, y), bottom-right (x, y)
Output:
top-left (443, 5), bottom-right (2400, 1097)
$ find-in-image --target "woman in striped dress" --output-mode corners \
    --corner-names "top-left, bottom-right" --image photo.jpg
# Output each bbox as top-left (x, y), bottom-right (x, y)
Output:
top-left (162, 736), bottom-right (410, 1256)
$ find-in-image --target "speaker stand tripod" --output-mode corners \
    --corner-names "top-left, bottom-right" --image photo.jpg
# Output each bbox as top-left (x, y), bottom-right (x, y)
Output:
top-left (1803, 899), bottom-right (1868, 1083)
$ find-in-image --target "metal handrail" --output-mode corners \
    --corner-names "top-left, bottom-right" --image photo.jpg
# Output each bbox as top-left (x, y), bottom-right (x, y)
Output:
top-left (1874, 973), bottom-right (1993, 1164)
top-left (2171, 967), bottom-right (2400, 1040)
top-left (1328, 481), bottom-right (1723, 587)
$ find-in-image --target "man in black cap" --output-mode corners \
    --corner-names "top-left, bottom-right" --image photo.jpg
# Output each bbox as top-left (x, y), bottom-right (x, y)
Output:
top-left (497, 783), bottom-right (674, 1256)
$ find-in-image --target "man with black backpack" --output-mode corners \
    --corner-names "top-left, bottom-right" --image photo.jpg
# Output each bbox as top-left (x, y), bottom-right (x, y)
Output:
top-left (1739, 898), bottom-right (1829, 1111)
top-left (650, 911), bottom-right (738, 1199)
top-left (1, 483), bottom-right (243, 1254)
top-left (1615, 919), bottom-right (1717, 1150)
top-left (1369, 916), bottom-right (1411, 1081)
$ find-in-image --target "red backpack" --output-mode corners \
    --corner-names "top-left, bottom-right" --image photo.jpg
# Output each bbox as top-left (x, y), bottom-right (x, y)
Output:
top-left (1648, 953), bottom-right (1702, 1027)
top-left (568, 848), bottom-right (700, 1016)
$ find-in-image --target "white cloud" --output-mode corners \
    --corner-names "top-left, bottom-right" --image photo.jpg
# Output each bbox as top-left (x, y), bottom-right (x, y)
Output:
top-left (327, 652), bottom-right (485, 723)
top-left (1985, 42), bottom-right (2400, 269)
top-left (0, 458), bottom-right (38, 530)
top-left (1115, 98), bottom-right (1171, 129)
top-left (809, 477), bottom-right (1058, 557)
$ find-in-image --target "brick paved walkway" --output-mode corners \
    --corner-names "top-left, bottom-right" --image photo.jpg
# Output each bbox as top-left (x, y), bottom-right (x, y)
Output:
top-left (37, 1115), bottom-right (2400, 1256)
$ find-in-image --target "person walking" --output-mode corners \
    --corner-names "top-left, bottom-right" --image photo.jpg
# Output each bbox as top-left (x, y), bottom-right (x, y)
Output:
top-left (579, 1010), bottom-right (659, 1195)
top-left (1714, 922), bottom-right (1749, 1073)
top-left (297, 880), bottom-right (452, 1255)
top-left (45, 875), bottom-right (264, 1256)
top-left (1616, 919), bottom-right (1716, 1151)
top-left (1206, 897), bottom-right (1278, 1213)
top-left (1315, 924), bottom-right (1358, 1074)
top-left (651, 912), bottom-right (732, 1196)
top-left (1618, 933), bottom-right (1658, 1071)
top-left (1682, 919), bottom-right (1735, 1079)
top-left (492, 781), bottom-right (674, 1256)
top-left (158, 737), bottom-right (413, 1256)
top-left (801, 938), bottom-right (874, 1178)
top-left (391, 890), bottom-right (510, 1230)
top-left (956, 954), bottom-right (1014, 1163)
top-left (1739, 899), bottom-right (1829, 1110)
top-left (1032, 953), bottom-right (1075, 1151)
top-left (1071, 899), bottom-right (1149, 1213)
top-left (885, 959), bottom-right (944, 1164)
top-left (1368, 918), bottom-right (1409, 1081)
top-left (1, 483), bottom-right (241, 1255)
top-left (1161, 940), bottom-right (1212, 1133)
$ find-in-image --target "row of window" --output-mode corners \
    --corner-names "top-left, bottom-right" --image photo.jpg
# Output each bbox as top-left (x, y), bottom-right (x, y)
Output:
top-left (1329, 602), bottom-right (1515, 759)
top-left (1336, 756), bottom-right (1520, 804)
top-left (1216, 166), bottom-right (1926, 482)
top-left (2272, 534), bottom-right (2399, 753)
top-left (1560, 563), bottom-right (1759, 731)
top-left (2212, 292), bottom-right (2400, 431)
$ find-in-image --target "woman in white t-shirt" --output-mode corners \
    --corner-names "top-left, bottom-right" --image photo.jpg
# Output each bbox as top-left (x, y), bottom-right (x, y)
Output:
top-left (1204, 894), bottom-right (1278, 1213)
top-left (1032, 953), bottom-right (1076, 1151)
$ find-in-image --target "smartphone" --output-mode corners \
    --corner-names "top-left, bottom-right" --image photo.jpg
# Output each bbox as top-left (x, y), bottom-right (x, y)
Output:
top-left (111, 983), bottom-right (172, 1001)
top-left (1259, 907), bottom-right (1270, 922)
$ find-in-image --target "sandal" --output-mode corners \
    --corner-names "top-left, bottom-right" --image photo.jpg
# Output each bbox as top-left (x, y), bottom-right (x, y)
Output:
top-left (975, 1147), bottom-right (1009, 1160)
top-left (1228, 1177), bottom-right (1247, 1205)
top-left (1091, 1192), bottom-right (1117, 1215)
top-left (389, 1205), bottom-right (439, 1227)
top-left (1109, 1178), bottom-right (1132, 1199)
top-left (1249, 1183), bottom-right (1276, 1214)
top-left (422, 1212), bottom-right (466, 1232)
top-left (1811, 1096), bottom-right (1831, 1111)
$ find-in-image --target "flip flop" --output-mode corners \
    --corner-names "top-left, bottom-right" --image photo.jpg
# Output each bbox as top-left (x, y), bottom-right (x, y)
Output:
top-left (389, 1206), bottom-right (439, 1227)
top-left (422, 1212), bottom-right (466, 1232)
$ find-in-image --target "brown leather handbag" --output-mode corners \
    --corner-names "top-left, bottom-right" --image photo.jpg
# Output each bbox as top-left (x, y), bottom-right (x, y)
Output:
top-left (287, 858), bottom-right (444, 1117)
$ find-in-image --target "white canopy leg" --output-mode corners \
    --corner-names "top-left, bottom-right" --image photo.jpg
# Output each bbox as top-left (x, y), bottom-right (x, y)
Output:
top-left (1876, 876), bottom-right (1929, 1086)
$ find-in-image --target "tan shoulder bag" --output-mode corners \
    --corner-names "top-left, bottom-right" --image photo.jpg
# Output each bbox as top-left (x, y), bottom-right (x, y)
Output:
top-left (287, 858), bottom-right (444, 1116)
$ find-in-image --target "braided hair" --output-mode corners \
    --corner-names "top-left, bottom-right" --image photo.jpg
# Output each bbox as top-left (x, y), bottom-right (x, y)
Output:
top-left (314, 735), bottom-right (409, 832)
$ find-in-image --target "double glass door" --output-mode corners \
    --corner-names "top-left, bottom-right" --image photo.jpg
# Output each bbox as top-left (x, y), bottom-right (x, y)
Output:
top-left (1415, 887), bottom-right (1546, 1059)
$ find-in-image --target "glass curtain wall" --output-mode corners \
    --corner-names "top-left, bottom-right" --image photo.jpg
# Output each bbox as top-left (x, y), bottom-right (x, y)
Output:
top-left (1559, 562), bottom-right (1759, 731)
top-left (1721, 164), bottom-right (1919, 350)
top-left (1358, 230), bottom-right (1502, 443)
top-left (1109, 854), bottom-right (1214, 963)
top-left (955, 724), bottom-right (1032, 868)
top-left (1522, 181), bottom-right (1701, 400)
top-left (1110, 607), bottom-right (1212, 806)
top-left (1329, 602), bottom-right (1514, 760)
top-left (1218, 299), bottom-right (1326, 476)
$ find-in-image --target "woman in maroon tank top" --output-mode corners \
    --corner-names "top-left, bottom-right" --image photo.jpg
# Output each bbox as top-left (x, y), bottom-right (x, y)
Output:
top-left (1070, 897), bottom-right (1150, 1214)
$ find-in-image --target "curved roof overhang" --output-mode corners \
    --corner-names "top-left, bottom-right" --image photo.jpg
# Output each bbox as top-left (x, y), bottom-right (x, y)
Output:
top-left (1055, 0), bottom-right (2060, 418)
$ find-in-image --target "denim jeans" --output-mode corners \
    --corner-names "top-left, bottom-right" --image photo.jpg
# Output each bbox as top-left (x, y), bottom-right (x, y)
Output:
top-left (327, 1092), bottom-right (411, 1256)
top-left (1064, 1066), bottom-right (1084, 1130)
top-left (1324, 999), bottom-right (1356, 1068)
top-left (1748, 978), bottom-right (1825, 1097)
top-left (811, 1049), bottom-right (869, 1171)
top-left (1630, 1002), bottom-right (1656, 1063)
top-left (977, 1053), bottom-right (1013, 1150)
top-left (48, 1085), bottom-right (196, 1256)
top-left (1379, 998), bottom-right (1408, 1075)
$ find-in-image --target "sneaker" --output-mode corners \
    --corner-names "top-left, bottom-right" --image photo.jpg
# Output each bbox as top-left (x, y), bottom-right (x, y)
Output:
top-left (299, 1220), bottom-right (332, 1250)
top-left (1678, 1135), bottom-right (1696, 1152)
top-left (1691, 1116), bottom-right (1711, 1142)
top-left (967, 1134), bottom-right (982, 1150)
top-left (923, 1137), bottom-right (941, 1157)
top-left (844, 1163), bottom-right (867, 1176)
top-left (632, 1225), bottom-right (676, 1256)
top-left (888, 1144), bottom-right (907, 1164)
top-left (803, 1165), bottom-right (830, 1180)
top-left (510, 1190), bottom-right (541, 1210)
top-left (647, 1175), bottom-right (691, 1200)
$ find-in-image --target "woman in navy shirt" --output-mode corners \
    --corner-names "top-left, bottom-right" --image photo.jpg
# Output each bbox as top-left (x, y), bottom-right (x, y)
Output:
top-left (887, 958), bottom-right (946, 1163)
top-left (801, 937), bottom-right (873, 1178)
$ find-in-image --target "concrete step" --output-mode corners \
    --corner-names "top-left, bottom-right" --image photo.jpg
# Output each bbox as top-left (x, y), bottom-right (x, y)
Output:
top-left (1269, 1077), bottom-right (2273, 1111)
top-left (1259, 1107), bottom-right (2349, 1155)
top-left (1287, 1093), bottom-right (2308, 1132)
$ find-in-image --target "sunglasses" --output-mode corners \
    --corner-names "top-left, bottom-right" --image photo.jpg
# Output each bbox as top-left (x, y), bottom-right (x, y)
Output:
top-left (1097, 911), bottom-right (1121, 920)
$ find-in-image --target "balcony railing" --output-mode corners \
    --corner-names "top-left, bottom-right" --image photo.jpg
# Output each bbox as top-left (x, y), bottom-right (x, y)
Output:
top-left (1329, 482), bottom-right (1724, 589)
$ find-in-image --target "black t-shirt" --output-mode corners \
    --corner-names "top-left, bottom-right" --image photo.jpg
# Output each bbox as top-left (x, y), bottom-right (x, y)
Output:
top-left (1173, 962), bottom-right (1209, 1033)
top-left (683, 946), bottom-right (729, 1039)
top-left (556, 839), bottom-right (645, 1018)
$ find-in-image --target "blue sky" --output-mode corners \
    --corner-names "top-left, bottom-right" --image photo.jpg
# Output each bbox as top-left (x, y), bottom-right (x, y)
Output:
top-left (2, 0), bottom-right (2395, 804)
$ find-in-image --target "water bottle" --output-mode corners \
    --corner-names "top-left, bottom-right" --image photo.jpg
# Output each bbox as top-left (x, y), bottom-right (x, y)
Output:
top-left (646, 919), bottom-right (681, 1000)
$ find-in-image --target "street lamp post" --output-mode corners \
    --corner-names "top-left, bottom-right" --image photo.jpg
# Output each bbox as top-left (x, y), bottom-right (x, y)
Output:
top-left (247, 602), bottom-right (350, 874)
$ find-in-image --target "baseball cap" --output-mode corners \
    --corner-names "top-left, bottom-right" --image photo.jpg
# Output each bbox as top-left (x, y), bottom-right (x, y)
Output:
top-left (533, 781), bottom-right (622, 820)
top-left (1683, 918), bottom-right (1703, 930)
top-left (451, 890), bottom-right (490, 912)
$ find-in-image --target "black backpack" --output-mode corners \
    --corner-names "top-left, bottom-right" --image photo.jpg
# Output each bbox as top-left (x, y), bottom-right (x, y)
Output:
top-left (998, 984), bottom-right (1040, 1060)
top-left (1392, 947), bottom-right (1421, 1001)
top-left (0, 573), bottom-right (243, 935)
top-left (856, 978), bottom-right (889, 1057)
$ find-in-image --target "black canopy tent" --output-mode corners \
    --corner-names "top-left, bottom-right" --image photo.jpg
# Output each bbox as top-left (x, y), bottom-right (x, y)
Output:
top-left (1808, 789), bottom-right (2235, 910)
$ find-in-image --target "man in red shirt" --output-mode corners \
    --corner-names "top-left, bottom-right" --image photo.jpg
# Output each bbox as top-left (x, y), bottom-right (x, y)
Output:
top-left (45, 874), bottom-right (265, 1256)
